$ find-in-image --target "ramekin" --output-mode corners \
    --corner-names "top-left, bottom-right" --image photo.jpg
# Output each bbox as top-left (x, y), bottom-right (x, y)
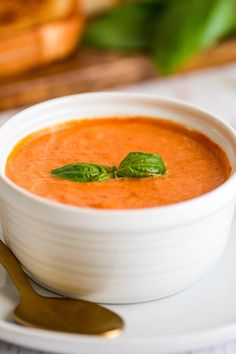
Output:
top-left (0, 93), bottom-right (236, 304)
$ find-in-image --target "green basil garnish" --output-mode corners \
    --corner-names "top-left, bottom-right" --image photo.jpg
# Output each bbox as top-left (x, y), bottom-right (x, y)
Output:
top-left (51, 163), bottom-right (114, 183)
top-left (50, 152), bottom-right (166, 183)
top-left (116, 152), bottom-right (166, 178)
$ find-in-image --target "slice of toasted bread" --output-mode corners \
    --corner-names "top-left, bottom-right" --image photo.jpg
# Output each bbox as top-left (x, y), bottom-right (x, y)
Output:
top-left (0, 11), bottom-right (84, 78)
top-left (0, 0), bottom-right (77, 35)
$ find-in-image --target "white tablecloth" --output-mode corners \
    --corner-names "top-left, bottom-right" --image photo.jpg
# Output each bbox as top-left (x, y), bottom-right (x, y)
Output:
top-left (1, 63), bottom-right (236, 354)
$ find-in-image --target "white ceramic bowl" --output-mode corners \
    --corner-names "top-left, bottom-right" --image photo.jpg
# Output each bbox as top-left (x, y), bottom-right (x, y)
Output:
top-left (0, 93), bottom-right (236, 304)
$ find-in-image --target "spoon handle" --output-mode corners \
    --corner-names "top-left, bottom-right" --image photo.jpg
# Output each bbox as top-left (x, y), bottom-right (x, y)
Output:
top-left (0, 240), bottom-right (35, 298)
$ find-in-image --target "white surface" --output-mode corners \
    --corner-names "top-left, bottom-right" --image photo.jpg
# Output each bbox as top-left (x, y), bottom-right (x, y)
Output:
top-left (0, 63), bottom-right (236, 352)
top-left (120, 63), bottom-right (236, 128)
top-left (1, 93), bottom-right (236, 304)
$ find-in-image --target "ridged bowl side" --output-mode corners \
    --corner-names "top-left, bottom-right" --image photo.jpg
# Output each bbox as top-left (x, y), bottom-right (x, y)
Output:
top-left (1, 200), bottom-right (235, 303)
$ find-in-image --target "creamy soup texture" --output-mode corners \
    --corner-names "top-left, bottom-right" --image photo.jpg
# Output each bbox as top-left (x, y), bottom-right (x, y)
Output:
top-left (6, 117), bottom-right (231, 209)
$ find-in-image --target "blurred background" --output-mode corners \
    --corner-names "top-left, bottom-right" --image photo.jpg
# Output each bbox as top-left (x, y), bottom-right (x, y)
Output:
top-left (1, 0), bottom-right (236, 124)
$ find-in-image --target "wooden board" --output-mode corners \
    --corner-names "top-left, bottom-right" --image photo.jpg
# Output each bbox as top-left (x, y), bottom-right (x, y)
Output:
top-left (1, 38), bottom-right (236, 111)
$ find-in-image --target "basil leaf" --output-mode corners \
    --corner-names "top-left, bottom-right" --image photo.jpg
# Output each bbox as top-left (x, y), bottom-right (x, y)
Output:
top-left (51, 152), bottom-right (166, 183)
top-left (116, 152), bottom-right (166, 178)
top-left (51, 163), bottom-right (113, 183)
top-left (152, 0), bottom-right (236, 74)
top-left (83, 3), bottom-right (161, 51)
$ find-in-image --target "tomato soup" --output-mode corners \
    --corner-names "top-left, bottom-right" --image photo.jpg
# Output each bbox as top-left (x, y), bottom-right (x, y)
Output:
top-left (6, 117), bottom-right (231, 209)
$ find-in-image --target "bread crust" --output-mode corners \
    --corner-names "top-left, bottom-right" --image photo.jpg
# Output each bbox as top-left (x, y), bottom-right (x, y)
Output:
top-left (0, 0), bottom-right (122, 78)
top-left (0, 0), bottom-right (77, 35)
top-left (0, 11), bottom-right (84, 77)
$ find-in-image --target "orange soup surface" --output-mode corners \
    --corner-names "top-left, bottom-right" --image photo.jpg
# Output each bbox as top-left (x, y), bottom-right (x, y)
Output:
top-left (6, 117), bottom-right (231, 209)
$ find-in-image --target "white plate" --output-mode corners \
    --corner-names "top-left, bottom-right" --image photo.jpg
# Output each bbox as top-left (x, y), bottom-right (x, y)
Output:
top-left (1, 213), bottom-right (236, 354)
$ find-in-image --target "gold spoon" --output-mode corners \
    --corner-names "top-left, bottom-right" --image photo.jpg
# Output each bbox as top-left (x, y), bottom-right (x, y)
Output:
top-left (0, 240), bottom-right (124, 336)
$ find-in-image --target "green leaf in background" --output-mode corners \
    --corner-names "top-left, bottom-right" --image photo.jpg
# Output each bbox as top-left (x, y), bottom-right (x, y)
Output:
top-left (83, 0), bottom-right (236, 74)
top-left (51, 163), bottom-right (114, 183)
top-left (83, 2), bottom-right (161, 51)
top-left (152, 0), bottom-right (236, 74)
top-left (116, 152), bottom-right (166, 178)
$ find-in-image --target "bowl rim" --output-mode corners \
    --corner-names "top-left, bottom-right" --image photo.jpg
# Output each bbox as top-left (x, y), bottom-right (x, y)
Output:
top-left (1, 91), bottom-right (236, 218)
